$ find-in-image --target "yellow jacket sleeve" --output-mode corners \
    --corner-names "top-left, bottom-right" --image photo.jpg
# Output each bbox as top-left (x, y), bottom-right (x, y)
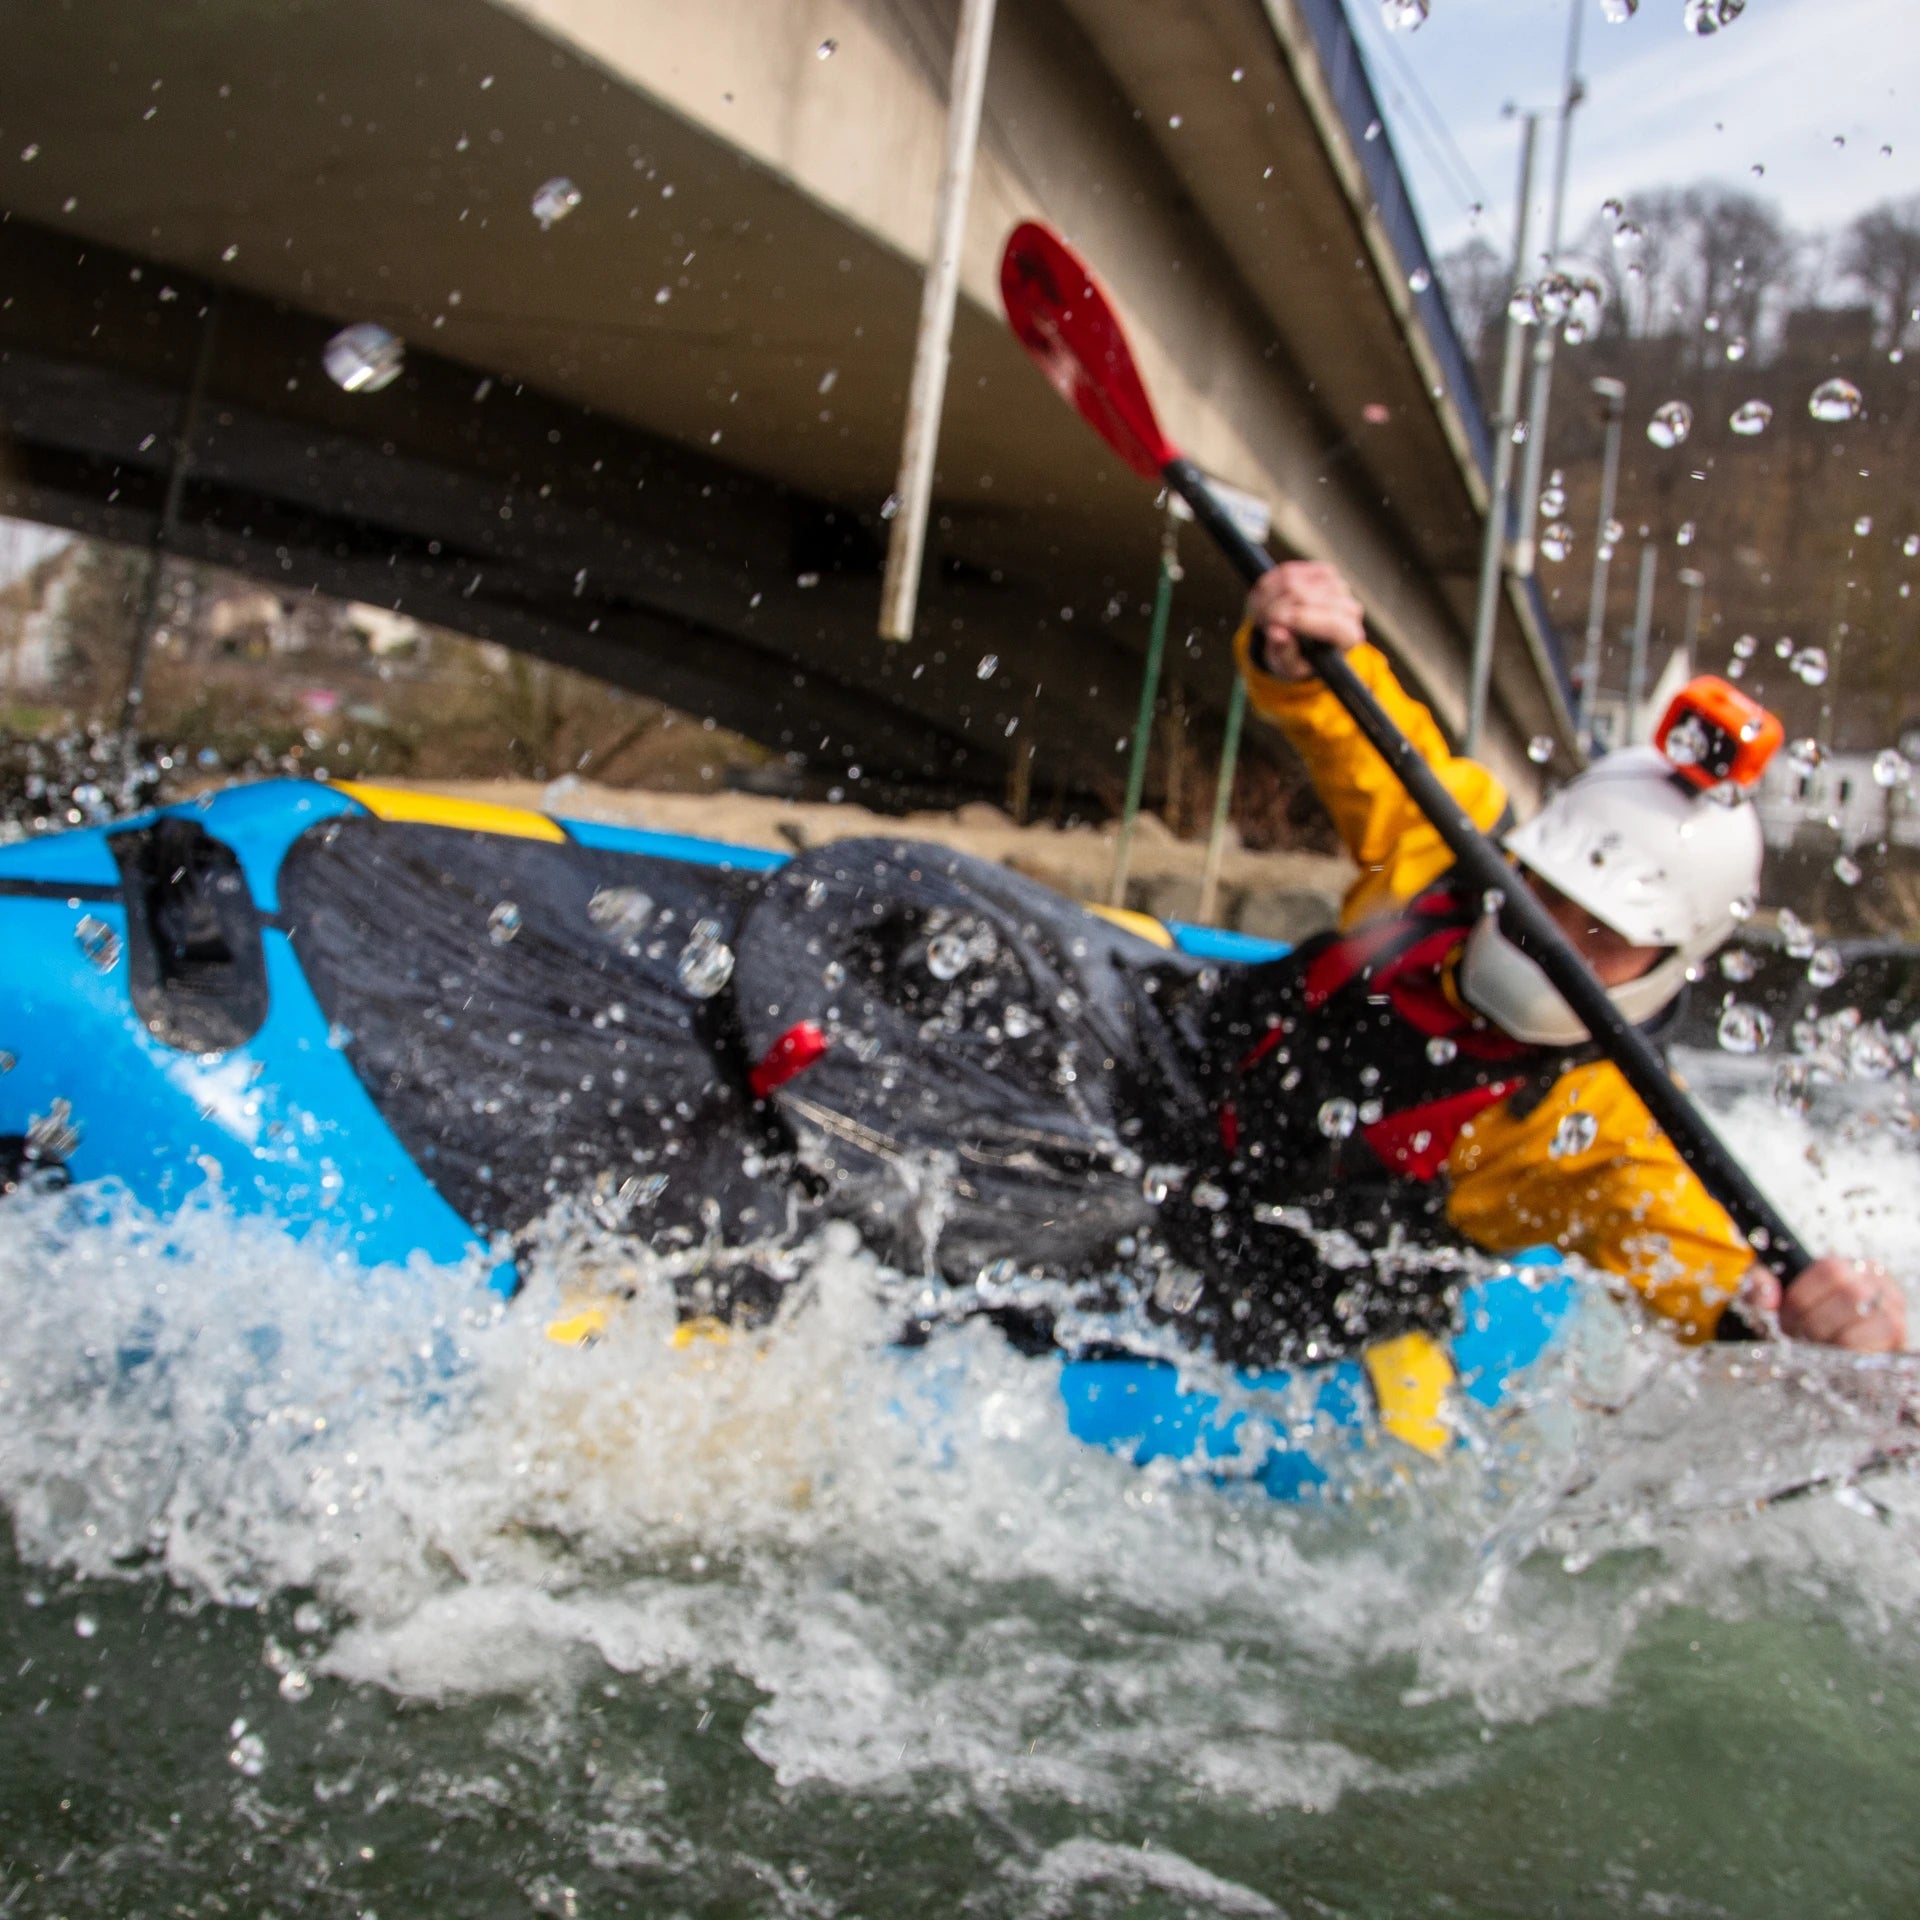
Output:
top-left (1444, 1061), bottom-right (1755, 1341)
top-left (1232, 624), bottom-right (1509, 928)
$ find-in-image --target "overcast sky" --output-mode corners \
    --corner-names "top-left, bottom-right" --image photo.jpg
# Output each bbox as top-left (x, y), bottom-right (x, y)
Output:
top-left (1343, 0), bottom-right (1917, 267)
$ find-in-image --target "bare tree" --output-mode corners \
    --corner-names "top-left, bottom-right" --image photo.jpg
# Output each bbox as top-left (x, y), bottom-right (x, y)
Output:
top-left (1436, 234), bottom-right (1508, 364)
top-left (1840, 196), bottom-right (1920, 350)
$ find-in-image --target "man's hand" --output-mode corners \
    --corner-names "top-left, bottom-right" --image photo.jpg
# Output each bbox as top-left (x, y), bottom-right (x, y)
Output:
top-left (1742, 1256), bottom-right (1908, 1352)
top-left (1244, 562), bottom-right (1368, 682)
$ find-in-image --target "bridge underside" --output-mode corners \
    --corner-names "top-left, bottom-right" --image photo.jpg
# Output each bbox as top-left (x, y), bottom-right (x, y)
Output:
top-left (0, 0), bottom-right (1569, 808)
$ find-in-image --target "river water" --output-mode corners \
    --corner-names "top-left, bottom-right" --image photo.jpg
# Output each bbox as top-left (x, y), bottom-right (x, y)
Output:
top-left (2, 1057), bottom-right (1917, 1916)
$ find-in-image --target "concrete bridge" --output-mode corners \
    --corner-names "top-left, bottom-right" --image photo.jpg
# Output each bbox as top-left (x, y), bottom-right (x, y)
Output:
top-left (0, 0), bottom-right (1571, 810)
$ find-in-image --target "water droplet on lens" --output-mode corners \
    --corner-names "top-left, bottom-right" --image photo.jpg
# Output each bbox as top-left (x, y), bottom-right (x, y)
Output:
top-left (1142, 1164), bottom-right (1183, 1205)
top-left (278, 1668), bottom-right (313, 1703)
top-left (1317, 1096), bottom-right (1358, 1140)
top-left (1729, 892), bottom-right (1756, 923)
top-left (1409, 266), bottom-right (1431, 293)
top-left (1729, 399), bottom-right (1772, 437)
top-left (487, 901), bottom-right (522, 945)
top-left (588, 886), bottom-right (654, 937)
top-left (1809, 377), bottom-right (1864, 423)
top-left (1720, 947), bottom-right (1758, 982)
top-left (1777, 907), bottom-right (1815, 957)
top-left (1786, 737), bottom-right (1824, 773)
top-left (1833, 852), bottom-right (1862, 886)
top-left (1425, 1035), bottom-right (1458, 1065)
top-left (1539, 479), bottom-right (1568, 519)
top-left (816, 37), bottom-right (838, 58)
top-left (1684, 0), bottom-right (1746, 35)
top-left (1807, 945), bottom-right (1845, 989)
top-left (1527, 735), bottom-right (1555, 765)
top-left (926, 931), bottom-right (970, 980)
top-left (74, 1611), bottom-right (98, 1639)
top-left (1381, 0), bottom-right (1430, 31)
top-left (1550, 1110), bottom-right (1598, 1158)
top-left (1643, 401), bottom-right (1689, 449)
top-left (1190, 1178), bottom-right (1229, 1211)
top-left (1675, 520), bottom-right (1696, 547)
top-left (1599, 0), bottom-right (1637, 18)
top-left (1873, 748), bottom-right (1911, 788)
top-left (1508, 286), bottom-right (1541, 327)
top-left (1724, 335), bottom-right (1748, 363)
top-left (1790, 646), bottom-right (1829, 686)
top-left (1003, 1003), bottom-right (1039, 1039)
top-left (323, 321), bottom-right (405, 394)
top-left (1717, 1003), bottom-right (1772, 1054)
top-left (676, 921), bottom-right (735, 998)
top-left (75, 914), bottom-right (120, 972)
top-left (530, 175), bottom-right (582, 229)
top-left (1540, 523), bottom-right (1574, 563)
top-left (228, 1731), bottom-right (268, 1777)
top-left (975, 653), bottom-right (999, 680)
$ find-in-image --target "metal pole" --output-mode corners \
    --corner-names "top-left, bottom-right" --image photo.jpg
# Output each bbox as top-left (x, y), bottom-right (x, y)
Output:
top-left (1107, 508), bottom-right (1180, 907)
top-left (1576, 376), bottom-right (1627, 746)
top-left (1625, 540), bottom-right (1657, 744)
top-left (1510, 0), bottom-right (1586, 577)
top-left (1676, 566), bottom-right (1705, 677)
top-left (1196, 675), bottom-right (1248, 927)
top-left (121, 292), bottom-right (221, 733)
top-left (877, 0), bottom-right (998, 641)
top-left (1465, 113), bottom-right (1541, 757)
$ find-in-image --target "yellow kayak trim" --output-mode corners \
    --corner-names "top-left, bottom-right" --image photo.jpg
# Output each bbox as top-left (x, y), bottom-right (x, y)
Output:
top-left (1084, 903), bottom-right (1176, 949)
top-left (332, 780), bottom-right (568, 843)
top-left (1360, 1331), bottom-right (1456, 1456)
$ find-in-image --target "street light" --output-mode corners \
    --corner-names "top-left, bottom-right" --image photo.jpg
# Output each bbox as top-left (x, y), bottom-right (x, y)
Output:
top-left (1576, 376), bottom-right (1627, 749)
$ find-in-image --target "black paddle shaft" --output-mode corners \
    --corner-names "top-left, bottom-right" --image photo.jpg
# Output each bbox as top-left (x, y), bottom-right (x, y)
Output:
top-left (1163, 456), bottom-right (1811, 1285)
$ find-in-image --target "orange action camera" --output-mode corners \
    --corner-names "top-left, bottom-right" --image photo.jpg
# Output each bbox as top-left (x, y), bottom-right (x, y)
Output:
top-left (1653, 675), bottom-right (1784, 791)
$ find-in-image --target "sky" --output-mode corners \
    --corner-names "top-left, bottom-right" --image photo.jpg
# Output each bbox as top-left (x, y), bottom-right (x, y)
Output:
top-left (1342, 0), bottom-right (1919, 268)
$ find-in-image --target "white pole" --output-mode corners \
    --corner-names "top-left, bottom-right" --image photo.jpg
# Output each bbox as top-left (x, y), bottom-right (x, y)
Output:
top-left (878, 0), bottom-right (998, 642)
top-left (1464, 113), bottom-right (1540, 758)
top-left (1510, 0), bottom-right (1585, 577)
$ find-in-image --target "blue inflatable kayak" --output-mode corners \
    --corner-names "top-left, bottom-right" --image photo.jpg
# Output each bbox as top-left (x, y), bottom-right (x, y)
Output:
top-left (0, 778), bottom-right (1576, 1495)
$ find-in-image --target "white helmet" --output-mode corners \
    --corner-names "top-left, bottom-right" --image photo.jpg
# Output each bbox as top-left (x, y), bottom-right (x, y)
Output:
top-left (1458, 746), bottom-right (1764, 1046)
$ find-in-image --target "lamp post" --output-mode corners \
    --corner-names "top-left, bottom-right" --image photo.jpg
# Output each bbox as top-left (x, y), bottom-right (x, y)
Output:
top-left (1576, 376), bottom-right (1627, 749)
top-left (1464, 112), bottom-right (1541, 758)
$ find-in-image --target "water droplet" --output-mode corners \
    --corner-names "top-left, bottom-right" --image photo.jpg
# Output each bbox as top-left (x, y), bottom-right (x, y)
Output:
top-left (1905, 534), bottom-right (1919, 557)
top-left (487, 901), bottom-right (522, 946)
top-left (1833, 852), bottom-right (1862, 886)
top-left (1849, 1025), bottom-right (1897, 1080)
top-left (795, 571), bottom-right (820, 589)
top-left (1720, 947), bottom-right (1758, 982)
top-left (1381, 0), bottom-right (1430, 30)
top-left (1790, 646), bottom-right (1829, 687)
top-left (278, 1668), bottom-right (313, 1704)
top-left (1786, 737), bottom-right (1824, 773)
top-left (1527, 735), bottom-right (1556, 765)
top-left (1729, 399), bottom-right (1772, 437)
top-left (1602, 517), bottom-right (1625, 555)
top-left (323, 321), bottom-right (405, 395)
top-left (1482, 888), bottom-right (1507, 918)
top-left (1684, 0), bottom-right (1746, 35)
top-left (1168, 114), bottom-right (1184, 130)
top-left (1507, 286), bottom-right (1541, 327)
top-left (676, 921), bottom-right (735, 998)
top-left (975, 653), bottom-right (999, 680)
top-left (1724, 335), bottom-right (1749, 363)
top-left (1550, 1110), bottom-right (1599, 1158)
top-left (74, 1611), bottom-right (99, 1639)
top-left (588, 886), bottom-right (654, 938)
top-left (1675, 520), bottom-right (1697, 548)
top-left (926, 931), bottom-right (971, 981)
top-left (1777, 907), bottom-right (1815, 958)
top-left (1190, 1178), bottom-right (1229, 1211)
top-left (75, 914), bottom-right (120, 972)
top-left (1599, 0), bottom-right (1638, 17)
top-left (1729, 892), bottom-right (1757, 923)
top-left (1874, 748), bottom-right (1911, 789)
top-left (1539, 523), bottom-right (1574, 563)
top-left (228, 1731), bottom-right (268, 1777)
top-left (1001, 1003), bottom-right (1039, 1040)
top-left (1731, 634), bottom-right (1758, 660)
top-left (816, 38), bottom-right (838, 58)
top-left (1807, 945), bottom-right (1845, 989)
top-left (1142, 1164), bottom-right (1183, 1205)
top-left (1809, 377), bottom-right (1864, 423)
top-left (1409, 266), bottom-right (1432, 294)
top-left (1717, 1003), bottom-right (1772, 1054)
top-left (530, 175), bottom-right (582, 229)
top-left (1317, 1097), bottom-right (1358, 1140)
top-left (1152, 1265), bottom-right (1205, 1315)
top-left (1539, 480), bottom-right (1568, 519)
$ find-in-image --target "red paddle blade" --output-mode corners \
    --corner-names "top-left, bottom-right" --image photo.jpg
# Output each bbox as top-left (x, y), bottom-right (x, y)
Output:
top-left (1000, 221), bottom-right (1178, 480)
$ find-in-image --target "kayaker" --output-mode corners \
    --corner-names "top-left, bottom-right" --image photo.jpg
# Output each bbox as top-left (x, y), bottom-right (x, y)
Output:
top-left (1196, 559), bottom-right (1904, 1356)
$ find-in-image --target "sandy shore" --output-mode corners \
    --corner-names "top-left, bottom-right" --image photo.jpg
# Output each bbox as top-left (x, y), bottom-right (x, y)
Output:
top-left (371, 775), bottom-right (1358, 941)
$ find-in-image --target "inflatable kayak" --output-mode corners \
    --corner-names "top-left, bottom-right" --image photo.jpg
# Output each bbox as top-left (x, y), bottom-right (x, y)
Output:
top-left (0, 778), bottom-right (1576, 1495)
